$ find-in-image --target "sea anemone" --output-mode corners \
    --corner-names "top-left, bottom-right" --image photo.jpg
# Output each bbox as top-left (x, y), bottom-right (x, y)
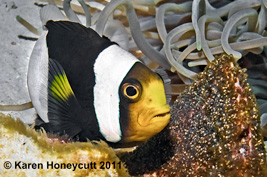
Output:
top-left (12, 0), bottom-right (267, 138)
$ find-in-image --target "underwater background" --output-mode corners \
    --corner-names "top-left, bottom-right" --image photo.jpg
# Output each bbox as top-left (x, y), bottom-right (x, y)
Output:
top-left (0, 0), bottom-right (40, 123)
top-left (0, 0), bottom-right (267, 176)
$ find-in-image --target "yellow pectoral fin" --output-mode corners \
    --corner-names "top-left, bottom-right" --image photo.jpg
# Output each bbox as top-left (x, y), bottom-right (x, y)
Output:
top-left (48, 58), bottom-right (74, 102)
top-left (50, 73), bottom-right (74, 101)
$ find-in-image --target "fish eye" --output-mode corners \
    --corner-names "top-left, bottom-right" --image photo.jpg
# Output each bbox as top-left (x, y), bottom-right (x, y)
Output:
top-left (126, 86), bottom-right (137, 96)
top-left (122, 83), bottom-right (141, 101)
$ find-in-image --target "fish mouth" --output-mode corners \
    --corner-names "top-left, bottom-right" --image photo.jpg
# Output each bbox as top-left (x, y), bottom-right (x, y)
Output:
top-left (153, 111), bottom-right (170, 119)
top-left (137, 105), bottom-right (170, 127)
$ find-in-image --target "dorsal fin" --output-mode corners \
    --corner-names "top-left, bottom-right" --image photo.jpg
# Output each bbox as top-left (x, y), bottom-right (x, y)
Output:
top-left (45, 20), bottom-right (100, 37)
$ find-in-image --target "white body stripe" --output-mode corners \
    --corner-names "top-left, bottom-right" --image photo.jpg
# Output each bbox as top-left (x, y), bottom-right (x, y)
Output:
top-left (27, 31), bottom-right (49, 123)
top-left (93, 45), bottom-right (140, 142)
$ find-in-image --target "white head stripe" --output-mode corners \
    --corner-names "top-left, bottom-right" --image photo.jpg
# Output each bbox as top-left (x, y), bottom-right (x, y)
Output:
top-left (93, 45), bottom-right (140, 142)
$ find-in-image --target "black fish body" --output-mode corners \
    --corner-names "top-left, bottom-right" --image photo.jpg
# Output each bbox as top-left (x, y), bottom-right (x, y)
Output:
top-left (28, 20), bottom-right (170, 144)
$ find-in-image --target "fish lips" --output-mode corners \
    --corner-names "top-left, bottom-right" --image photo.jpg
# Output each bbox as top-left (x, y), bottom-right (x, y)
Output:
top-left (137, 105), bottom-right (171, 128)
